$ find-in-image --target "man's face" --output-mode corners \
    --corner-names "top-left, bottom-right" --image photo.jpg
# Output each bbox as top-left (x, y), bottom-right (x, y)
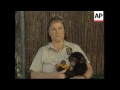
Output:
top-left (48, 21), bottom-right (65, 42)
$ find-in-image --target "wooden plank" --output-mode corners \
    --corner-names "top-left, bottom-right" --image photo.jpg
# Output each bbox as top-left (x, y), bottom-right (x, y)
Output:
top-left (92, 22), bottom-right (96, 74)
top-left (81, 11), bottom-right (85, 49)
top-left (36, 11), bottom-right (39, 53)
top-left (79, 11), bottom-right (82, 47)
top-left (87, 12), bottom-right (90, 61)
top-left (45, 11), bottom-right (47, 44)
top-left (75, 11), bottom-right (77, 44)
top-left (95, 22), bottom-right (98, 74)
top-left (74, 11), bottom-right (76, 43)
top-left (34, 12), bottom-right (37, 58)
top-left (69, 11), bottom-right (72, 42)
top-left (45, 11), bottom-right (48, 44)
top-left (101, 23), bottom-right (104, 74)
top-left (84, 11), bottom-right (87, 54)
top-left (39, 11), bottom-right (42, 46)
top-left (100, 23), bottom-right (103, 74)
top-left (90, 12), bottom-right (93, 61)
top-left (26, 11), bottom-right (29, 67)
top-left (97, 22), bottom-right (100, 74)
top-left (91, 11), bottom-right (94, 68)
top-left (89, 13), bottom-right (93, 70)
top-left (42, 11), bottom-right (44, 46)
top-left (33, 12), bottom-right (35, 58)
top-left (28, 12), bottom-right (30, 66)
top-left (24, 11), bottom-right (28, 67)
top-left (30, 11), bottom-right (33, 65)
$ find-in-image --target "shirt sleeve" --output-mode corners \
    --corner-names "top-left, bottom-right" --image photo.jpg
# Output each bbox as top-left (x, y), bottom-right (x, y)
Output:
top-left (29, 48), bottom-right (43, 72)
top-left (72, 44), bottom-right (90, 64)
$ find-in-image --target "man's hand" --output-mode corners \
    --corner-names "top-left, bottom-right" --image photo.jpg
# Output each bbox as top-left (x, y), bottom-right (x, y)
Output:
top-left (60, 69), bottom-right (67, 73)
top-left (53, 69), bottom-right (67, 79)
top-left (70, 76), bottom-right (85, 79)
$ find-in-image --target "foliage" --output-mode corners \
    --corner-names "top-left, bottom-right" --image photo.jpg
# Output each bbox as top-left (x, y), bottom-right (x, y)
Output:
top-left (90, 73), bottom-right (104, 79)
top-left (15, 53), bottom-right (22, 79)
top-left (25, 66), bottom-right (31, 79)
top-left (15, 53), bottom-right (31, 79)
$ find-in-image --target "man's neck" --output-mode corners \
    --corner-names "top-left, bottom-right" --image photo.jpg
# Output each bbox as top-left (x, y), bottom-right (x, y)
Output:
top-left (51, 40), bottom-right (64, 51)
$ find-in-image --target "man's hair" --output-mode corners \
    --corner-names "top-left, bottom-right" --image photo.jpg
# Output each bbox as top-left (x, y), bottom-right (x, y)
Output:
top-left (47, 15), bottom-right (67, 42)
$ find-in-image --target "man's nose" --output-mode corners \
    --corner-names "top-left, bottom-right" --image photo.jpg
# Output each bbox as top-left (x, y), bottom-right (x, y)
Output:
top-left (56, 29), bottom-right (59, 33)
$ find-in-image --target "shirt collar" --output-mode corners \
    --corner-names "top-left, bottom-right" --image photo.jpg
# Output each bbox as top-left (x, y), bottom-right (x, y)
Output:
top-left (47, 40), bottom-right (70, 49)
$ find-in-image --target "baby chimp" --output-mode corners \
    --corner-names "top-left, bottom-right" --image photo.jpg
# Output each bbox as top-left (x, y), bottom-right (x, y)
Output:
top-left (65, 52), bottom-right (88, 79)
top-left (56, 52), bottom-right (88, 79)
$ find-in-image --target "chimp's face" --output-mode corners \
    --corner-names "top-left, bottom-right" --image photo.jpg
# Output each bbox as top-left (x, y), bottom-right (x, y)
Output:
top-left (69, 57), bottom-right (77, 67)
top-left (69, 52), bottom-right (86, 67)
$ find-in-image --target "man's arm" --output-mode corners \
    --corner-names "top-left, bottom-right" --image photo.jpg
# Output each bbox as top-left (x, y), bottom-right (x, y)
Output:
top-left (31, 69), bottom-right (67, 79)
top-left (83, 63), bottom-right (93, 79)
top-left (71, 44), bottom-right (93, 79)
top-left (70, 63), bottom-right (93, 79)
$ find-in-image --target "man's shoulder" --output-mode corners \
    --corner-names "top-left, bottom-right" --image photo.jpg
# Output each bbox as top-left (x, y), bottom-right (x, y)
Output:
top-left (38, 43), bottom-right (49, 51)
top-left (66, 41), bottom-right (79, 47)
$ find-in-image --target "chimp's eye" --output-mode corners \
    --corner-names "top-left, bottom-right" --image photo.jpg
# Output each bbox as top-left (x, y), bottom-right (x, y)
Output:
top-left (69, 57), bottom-right (76, 62)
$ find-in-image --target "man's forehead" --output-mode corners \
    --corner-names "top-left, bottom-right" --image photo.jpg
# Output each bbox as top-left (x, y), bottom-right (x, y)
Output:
top-left (50, 21), bottom-right (63, 25)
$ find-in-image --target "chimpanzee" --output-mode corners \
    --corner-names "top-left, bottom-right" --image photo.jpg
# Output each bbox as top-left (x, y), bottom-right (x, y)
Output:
top-left (56, 52), bottom-right (87, 79)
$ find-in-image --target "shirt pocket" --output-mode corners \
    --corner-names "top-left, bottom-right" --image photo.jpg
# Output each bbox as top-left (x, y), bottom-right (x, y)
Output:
top-left (43, 56), bottom-right (58, 65)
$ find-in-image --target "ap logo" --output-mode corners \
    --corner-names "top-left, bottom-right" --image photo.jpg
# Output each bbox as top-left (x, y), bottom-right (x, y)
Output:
top-left (94, 11), bottom-right (104, 22)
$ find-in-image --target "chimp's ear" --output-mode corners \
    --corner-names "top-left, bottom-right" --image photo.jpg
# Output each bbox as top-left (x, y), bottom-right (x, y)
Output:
top-left (80, 57), bottom-right (86, 63)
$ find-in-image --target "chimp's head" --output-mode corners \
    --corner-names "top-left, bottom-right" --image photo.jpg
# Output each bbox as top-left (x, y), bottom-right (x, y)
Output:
top-left (68, 52), bottom-right (86, 67)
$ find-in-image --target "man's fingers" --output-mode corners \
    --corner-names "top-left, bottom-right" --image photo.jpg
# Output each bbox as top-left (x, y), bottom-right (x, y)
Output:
top-left (60, 69), bottom-right (67, 73)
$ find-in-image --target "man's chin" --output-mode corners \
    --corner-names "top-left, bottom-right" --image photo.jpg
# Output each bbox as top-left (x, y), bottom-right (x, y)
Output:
top-left (54, 39), bottom-right (63, 42)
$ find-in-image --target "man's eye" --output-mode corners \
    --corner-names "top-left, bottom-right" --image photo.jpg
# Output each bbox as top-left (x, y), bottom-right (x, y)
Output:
top-left (52, 29), bottom-right (56, 31)
top-left (59, 27), bottom-right (62, 29)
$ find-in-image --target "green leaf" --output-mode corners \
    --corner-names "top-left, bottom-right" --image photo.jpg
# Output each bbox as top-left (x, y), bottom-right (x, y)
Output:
top-left (17, 68), bottom-right (20, 72)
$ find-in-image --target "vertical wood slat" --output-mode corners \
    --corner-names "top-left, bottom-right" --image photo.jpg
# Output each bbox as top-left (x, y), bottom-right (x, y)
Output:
top-left (45, 11), bottom-right (47, 44)
top-left (81, 11), bottom-right (84, 47)
top-left (79, 12), bottom-right (83, 46)
top-left (92, 22), bottom-right (96, 74)
top-left (36, 11), bottom-right (40, 56)
top-left (43, 11), bottom-right (45, 46)
top-left (95, 22), bottom-right (98, 74)
top-left (69, 11), bottom-right (72, 42)
top-left (84, 11), bottom-right (87, 50)
top-left (40, 12), bottom-right (43, 46)
top-left (90, 12), bottom-right (94, 69)
top-left (28, 12), bottom-right (30, 66)
top-left (86, 12), bottom-right (89, 59)
top-left (90, 12), bottom-right (93, 71)
top-left (74, 11), bottom-right (77, 44)
top-left (98, 23), bottom-right (101, 74)
top-left (30, 12), bottom-right (33, 66)
top-left (96, 22), bottom-right (99, 74)
top-left (34, 12), bottom-right (37, 59)
top-left (38, 12), bottom-right (41, 52)
top-left (24, 11), bottom-right (28, 67)
top-left (35, 12), bottom-right (38, 56)
top-left (27, 12), bottom-right (30, 66)
top-left (32, 12), bottom-right (34, 58)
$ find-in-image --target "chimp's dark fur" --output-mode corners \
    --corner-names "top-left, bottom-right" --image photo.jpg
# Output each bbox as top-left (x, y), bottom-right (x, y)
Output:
top-left (65, 52), bottom-right (88, 79)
